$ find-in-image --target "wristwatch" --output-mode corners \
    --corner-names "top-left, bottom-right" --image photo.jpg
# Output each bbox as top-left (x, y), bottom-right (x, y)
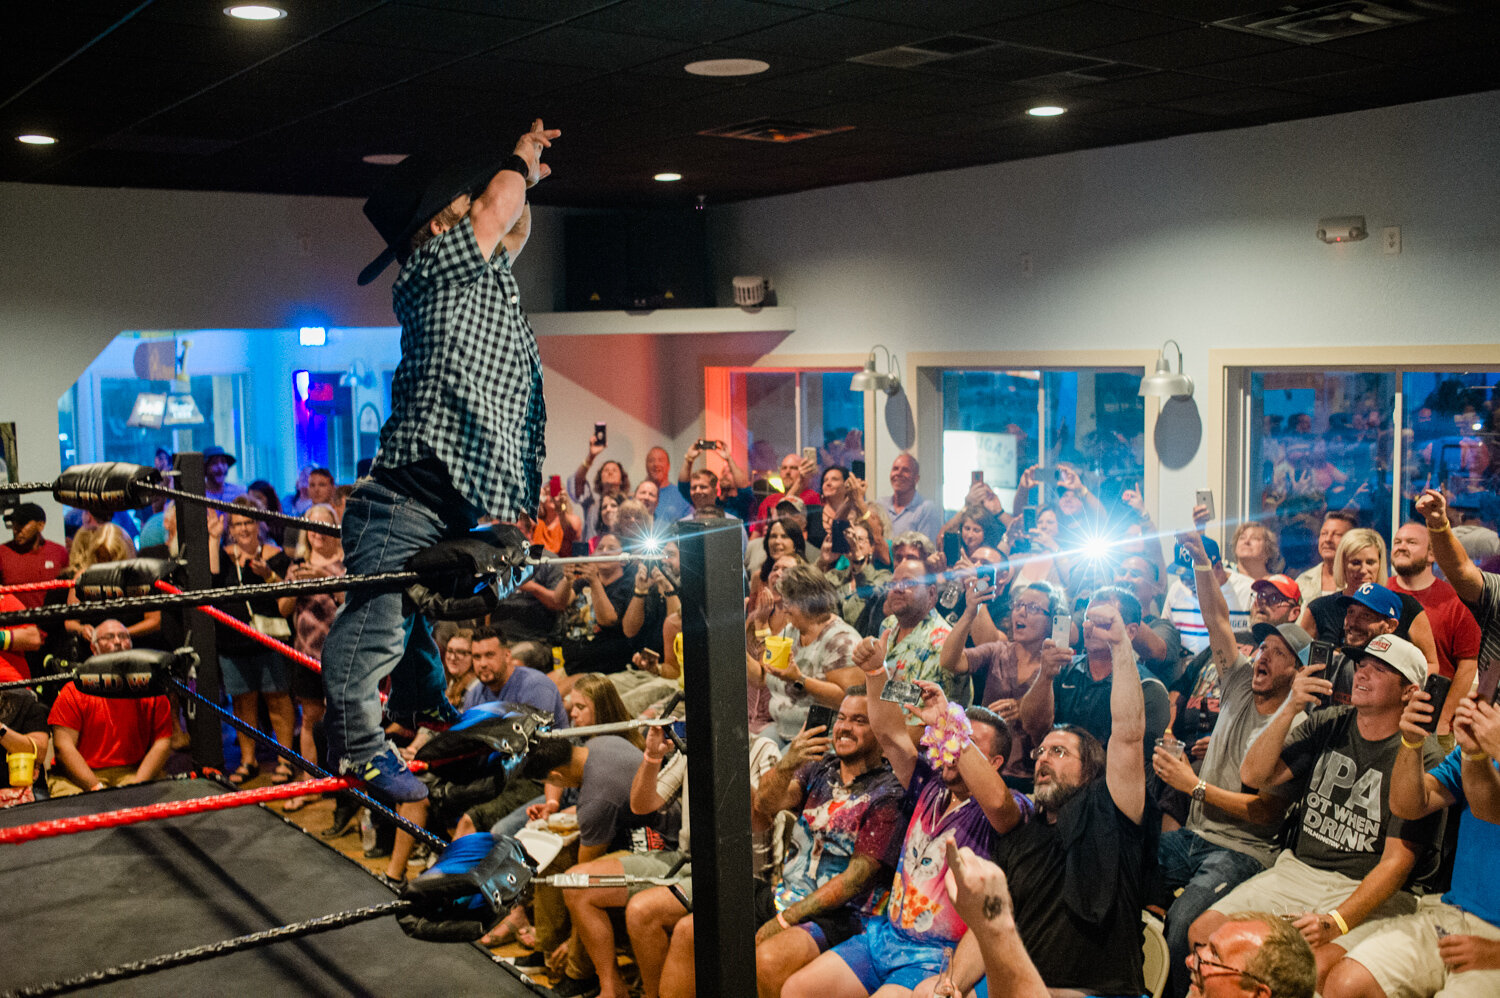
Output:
top-left (1191, 778), bottom-right (1207, 803)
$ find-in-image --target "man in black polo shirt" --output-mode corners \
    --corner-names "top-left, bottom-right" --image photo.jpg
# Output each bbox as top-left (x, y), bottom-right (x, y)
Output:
top-left (1019, 585), bottom-right (1170, 760)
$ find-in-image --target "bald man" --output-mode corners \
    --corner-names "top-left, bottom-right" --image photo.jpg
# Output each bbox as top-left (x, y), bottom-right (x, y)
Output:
top-left (47, 620), bottom-right (174, 795)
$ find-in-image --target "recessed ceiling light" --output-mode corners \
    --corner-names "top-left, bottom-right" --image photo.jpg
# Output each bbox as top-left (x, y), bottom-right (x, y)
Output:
top-left (224, 5), bottom-right (287, 20)
top-left (654, 172), bottom-right (683, 182)
top-left (362, 153), bottom-right (408, 166)
top-left (16, 133), bottom-right (57, 145)
top-left (684, 58), bottom-right (770, 77)
top-left (1027, 105), bottom-right (1066, 117)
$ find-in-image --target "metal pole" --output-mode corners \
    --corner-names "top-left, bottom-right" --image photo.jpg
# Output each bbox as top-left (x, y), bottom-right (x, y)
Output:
top-left (174, 452), bottom-right (225, 772)
top-left (677, 518), bottom-right (754, 996)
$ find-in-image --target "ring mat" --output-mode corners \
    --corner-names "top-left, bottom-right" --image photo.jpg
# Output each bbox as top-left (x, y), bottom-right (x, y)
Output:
top-left (0, 779), bottom-right (542, 995)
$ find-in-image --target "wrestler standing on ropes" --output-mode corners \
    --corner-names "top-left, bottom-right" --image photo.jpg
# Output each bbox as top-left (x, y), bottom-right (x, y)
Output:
top-left (328, 119), bottom-right (561, 803)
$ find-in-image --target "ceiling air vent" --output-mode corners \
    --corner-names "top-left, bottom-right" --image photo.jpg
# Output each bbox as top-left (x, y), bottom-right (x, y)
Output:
top-left (698, 119), bottom-right (855, 143)
top-left (850, 34), bottom-right (999, 68)
top-left (1216, 1), bottom-right (1456, 43)
top-left (1018, 61), bottom-right (1147, 89)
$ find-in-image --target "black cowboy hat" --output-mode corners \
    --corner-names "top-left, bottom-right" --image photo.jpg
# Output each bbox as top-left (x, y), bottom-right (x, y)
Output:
top-left (357, 147), bottom-right (513, 286)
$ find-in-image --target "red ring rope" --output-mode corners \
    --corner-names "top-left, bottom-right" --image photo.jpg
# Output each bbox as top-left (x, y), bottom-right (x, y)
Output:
top-left (0, 579), bottom-right (74, 595)
top-left (0, 776), bottom-right (350, 845)
top-left (154, 580), bottom-right (323, 674)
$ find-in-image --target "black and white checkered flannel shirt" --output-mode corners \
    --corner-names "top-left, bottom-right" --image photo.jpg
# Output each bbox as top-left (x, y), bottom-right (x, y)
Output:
top-left (378, 215), bottom-right (546, 520)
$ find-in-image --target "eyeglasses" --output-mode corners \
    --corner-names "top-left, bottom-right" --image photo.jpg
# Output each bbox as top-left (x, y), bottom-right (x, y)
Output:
top-left (1190, 944), bottom-right (1270, 993)
top-left (1253, 592), bottom-right (1295, 606)
top-left (1030, 744), bottom-right (1076, 761)
top-left (1013, 603), bottom-right (1053, 618)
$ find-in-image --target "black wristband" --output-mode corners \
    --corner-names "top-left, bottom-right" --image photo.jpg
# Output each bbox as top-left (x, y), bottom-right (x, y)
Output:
top-left (500, 154), bottom-right (530, 180)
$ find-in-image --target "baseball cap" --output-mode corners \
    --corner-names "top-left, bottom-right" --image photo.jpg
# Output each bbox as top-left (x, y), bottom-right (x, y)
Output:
top-left (1338, 582), bottom-right (1401, 621)
top-left (1350, 633), bottom-right (1426, 688)
top-left (774, 494), bottom-right (806, 515)
top-left (5, 502), bottom-right (45, 527)
top-left (1251, 574), bottom-right (1300, 603)
top-left (1251, 622), bottom-right (1311, 665)
top-left (1171, 536), bottom-right (1221, 577)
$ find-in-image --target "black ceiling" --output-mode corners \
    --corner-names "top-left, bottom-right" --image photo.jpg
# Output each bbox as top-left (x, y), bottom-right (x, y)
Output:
top-left (4, 0), bottom-right (1498, 208)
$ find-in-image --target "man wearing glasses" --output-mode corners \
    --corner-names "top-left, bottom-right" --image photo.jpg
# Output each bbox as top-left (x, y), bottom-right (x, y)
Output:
top-left (918, 598), bottom-right (1159, 996)
top-left (1187, 914), bottom-right (1316, 998)
top-left (1018, 584), bottom-right (1170, 765)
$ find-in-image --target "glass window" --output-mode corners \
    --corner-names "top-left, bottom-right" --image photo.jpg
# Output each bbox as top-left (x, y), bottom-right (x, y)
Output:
top-left (938, 369), bottom-right (1144, 513)
top-left (1401, 372), bottom-right (1500, 528)
top-left (732, 369), bottom-right (865, 482)
top-left (1247, 370), bottom-right (1398, 571)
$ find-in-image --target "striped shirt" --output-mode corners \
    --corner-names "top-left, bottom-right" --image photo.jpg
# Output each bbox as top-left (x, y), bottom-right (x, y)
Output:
top-left (1164, 571), bottom-right (1255, 654)
top-left (377, 215), bottom-right (545, 520)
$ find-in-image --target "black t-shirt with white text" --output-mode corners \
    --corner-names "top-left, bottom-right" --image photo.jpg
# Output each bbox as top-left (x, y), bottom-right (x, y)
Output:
top-left (1280, 707), bottom-right (1443, 881)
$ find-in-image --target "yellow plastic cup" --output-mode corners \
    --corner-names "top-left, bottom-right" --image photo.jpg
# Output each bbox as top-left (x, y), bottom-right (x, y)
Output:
top-left (763, 635), bottom-right (793, 674)
top-left (8, 751), bottom-right (36, 787)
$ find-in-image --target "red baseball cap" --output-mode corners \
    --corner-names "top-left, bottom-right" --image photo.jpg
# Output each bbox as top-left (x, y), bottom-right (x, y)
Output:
top-left (1251, 574), bottom-right (1300, 603)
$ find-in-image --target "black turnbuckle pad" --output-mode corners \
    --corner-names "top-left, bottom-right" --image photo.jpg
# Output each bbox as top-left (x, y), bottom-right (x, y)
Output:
top-left (75, 649), bottom-right (176, 698)
top-left (75, 558), bottom-right (180, 601)
top-left (397, 833), bottom-right (534, 942)
top-left (404, 523), bottom-right (531, 621)
top-left (54, 462), bottom-right (160, 516)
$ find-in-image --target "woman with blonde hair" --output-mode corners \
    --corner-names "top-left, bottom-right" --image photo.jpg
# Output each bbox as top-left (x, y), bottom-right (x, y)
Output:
top-left (1298, 527), bottom-right (1438, 672)
top-left (61, 523), bottom-right (162, 650)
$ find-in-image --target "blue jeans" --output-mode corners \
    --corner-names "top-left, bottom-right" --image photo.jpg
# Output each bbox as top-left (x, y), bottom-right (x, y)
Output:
top-left (1157, 829), bottom-right (1266, 998)
top-left (321, 480), bottom-right (456, 771)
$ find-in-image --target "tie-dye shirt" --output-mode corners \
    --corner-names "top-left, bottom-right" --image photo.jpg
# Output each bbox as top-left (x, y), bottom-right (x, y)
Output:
top-left (885, 757), bottom-right (1034, 944)
top-left (776, 755), bottom-right (906, 917)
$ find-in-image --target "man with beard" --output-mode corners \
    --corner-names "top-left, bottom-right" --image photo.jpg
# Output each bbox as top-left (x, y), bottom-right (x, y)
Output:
top-left (1153, 527), bottom-right (1310, 998)
top-left (779, 639), bottom-right (1027, 997)
top-left (917, 599), bottom-right (1157, 996)
top-left (1170, 572), bottom-right (1304, 772)
top-left (750, 687), bottom-right (907, 998)
top-left (1388, 521), bottom-right (1480, 739)
top-left (870, 557), bottom-right (963, 707)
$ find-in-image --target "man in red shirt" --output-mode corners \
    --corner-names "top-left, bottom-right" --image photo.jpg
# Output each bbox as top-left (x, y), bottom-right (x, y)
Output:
top-left (0, 504), bottom-right (69, 609)
top-left (1389, 520), bottom-right (1481, 736)
top-left (47, 620), bottom-right (173, 795)
top-left (0, 593), bottom-right (41, 683)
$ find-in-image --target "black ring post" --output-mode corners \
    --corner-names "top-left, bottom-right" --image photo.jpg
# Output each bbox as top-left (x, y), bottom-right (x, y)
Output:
top-left (174, 452), bottom-right (225, 773)
top-left (677, 519), bottom-right (754, 996)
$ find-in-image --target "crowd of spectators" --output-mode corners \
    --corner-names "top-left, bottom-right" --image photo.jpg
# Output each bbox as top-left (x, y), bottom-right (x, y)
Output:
top-left (4, 429), bottom-right (1500, 998)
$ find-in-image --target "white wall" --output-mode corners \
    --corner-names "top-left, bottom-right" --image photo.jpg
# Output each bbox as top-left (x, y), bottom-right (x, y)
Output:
top-left (4, 89), bottom-right (1499, 531)
top-left (712, 89), bottom-right (1500, 528)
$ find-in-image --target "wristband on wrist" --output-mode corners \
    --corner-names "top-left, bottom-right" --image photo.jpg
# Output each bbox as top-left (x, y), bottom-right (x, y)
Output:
top-left (1328, 909), bottom-right (1349, 936)
top-left (500, 153), bottom-right (530, 179)
top-left (0, 630), bottom-right (9, 651)
top-left (1461, 750), bottom-right (1490, 761)
top-left (1400, 735), bottom-right (1425, 750)
top-left (776, 912), bottom-right (790, 930)
top-left (1427, 520), bottom-right (1450, 534)
top-left (634, 590), bottom-right (649, 597)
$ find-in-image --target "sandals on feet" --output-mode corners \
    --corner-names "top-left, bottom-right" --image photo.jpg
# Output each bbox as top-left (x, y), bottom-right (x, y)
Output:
top-left (269, 763), bottom-right (295, 786)
top-left (228, 761), bottom-right (259, 786)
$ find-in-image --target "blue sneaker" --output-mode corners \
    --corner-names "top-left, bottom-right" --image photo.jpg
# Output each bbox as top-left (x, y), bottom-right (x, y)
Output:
top-left (356, 746), bottom-right (428, 804)
top-left (386, 699), bottom-right (462, 734)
